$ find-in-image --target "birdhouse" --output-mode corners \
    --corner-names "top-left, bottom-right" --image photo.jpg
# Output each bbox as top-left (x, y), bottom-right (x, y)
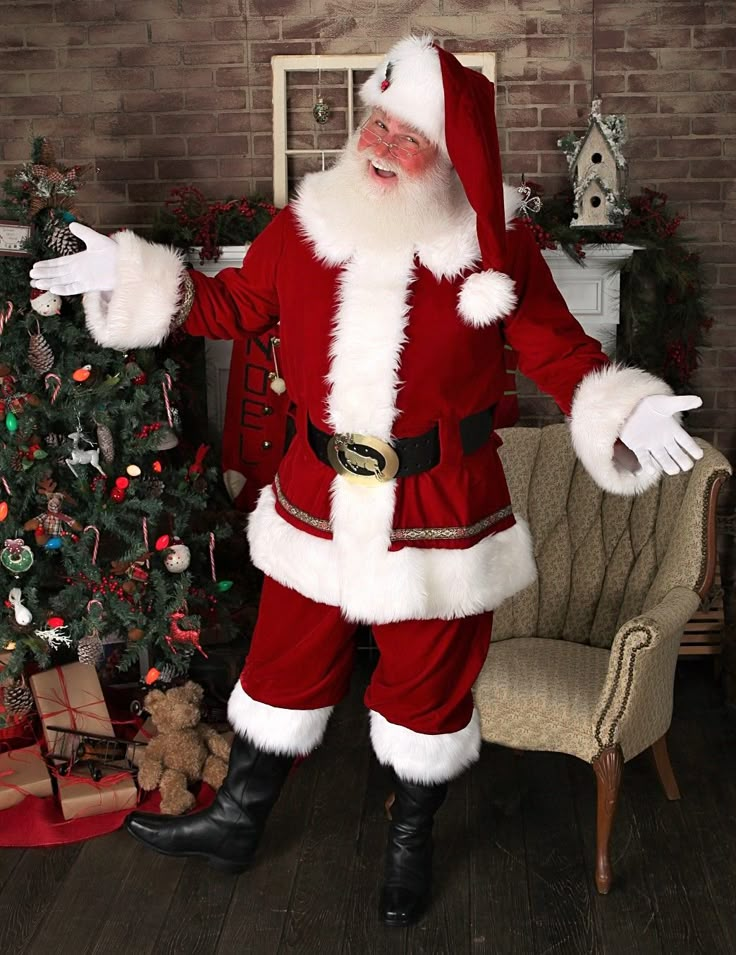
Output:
top-left (558, 98), bottom-right (629, 229)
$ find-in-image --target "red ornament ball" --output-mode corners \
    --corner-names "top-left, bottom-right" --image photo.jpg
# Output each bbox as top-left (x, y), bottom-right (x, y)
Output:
top-left (110, 487), bottom-right (126, 503)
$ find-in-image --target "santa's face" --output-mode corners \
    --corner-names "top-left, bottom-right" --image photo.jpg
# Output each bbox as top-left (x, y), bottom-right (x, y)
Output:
top-left (357, 109), bottom-right (439, 188)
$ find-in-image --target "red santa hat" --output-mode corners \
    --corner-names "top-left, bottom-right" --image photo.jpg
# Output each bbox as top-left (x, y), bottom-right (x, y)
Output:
top-left (361, 35), bottom-right (516, 325)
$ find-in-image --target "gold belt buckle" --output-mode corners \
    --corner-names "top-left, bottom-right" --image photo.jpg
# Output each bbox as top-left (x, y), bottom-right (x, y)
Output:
top-left (327, 432), bottom-right (400, 485)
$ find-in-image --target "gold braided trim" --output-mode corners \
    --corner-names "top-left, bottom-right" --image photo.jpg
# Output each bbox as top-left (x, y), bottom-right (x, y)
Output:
top-left (274, 474), bottom-right (332, 532)
top-left (274, 474), bottom-right (513, 541)
top-left (171, 270), bottom-right (195, 329)
top-left (390, 507), bottom-right (513, 541)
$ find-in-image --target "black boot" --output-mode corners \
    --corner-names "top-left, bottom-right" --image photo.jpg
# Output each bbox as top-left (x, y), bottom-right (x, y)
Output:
top-left (125, 733), bottom-right (294, 873)
top-left (380, 770), bottom-right (448, 926)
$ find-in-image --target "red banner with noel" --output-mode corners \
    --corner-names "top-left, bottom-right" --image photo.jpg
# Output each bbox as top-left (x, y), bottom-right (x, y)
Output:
top-left (221, 330), bottom-right (291, 512)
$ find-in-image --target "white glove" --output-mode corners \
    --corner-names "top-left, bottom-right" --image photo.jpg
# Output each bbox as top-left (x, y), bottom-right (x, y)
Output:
top-left (619, 394), bottom-right (704, 476)
top-left (29, 222), bottom-right (118, 296)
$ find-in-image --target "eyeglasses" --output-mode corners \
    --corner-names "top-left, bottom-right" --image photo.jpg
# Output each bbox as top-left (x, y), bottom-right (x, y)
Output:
top-left (359, 122), bottom-right (430, 161)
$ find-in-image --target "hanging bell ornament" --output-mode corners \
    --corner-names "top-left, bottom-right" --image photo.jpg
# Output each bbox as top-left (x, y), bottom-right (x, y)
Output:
top-left (268, 371), bottom-right (286, 395)
top-left (269, 335), bottom-right (286, 395)
top-left (313, 95), bottom-right (330, 125)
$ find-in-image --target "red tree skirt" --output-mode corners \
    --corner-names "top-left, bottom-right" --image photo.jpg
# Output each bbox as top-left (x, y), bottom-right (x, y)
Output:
top-left (0, 783), bottom-right (216, 848)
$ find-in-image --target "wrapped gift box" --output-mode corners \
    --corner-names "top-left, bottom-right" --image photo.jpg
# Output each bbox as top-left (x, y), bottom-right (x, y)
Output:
top-left (56, 769), bottom-right (137, 820)
top-left (30, 662), bottom-right (115, 758)
top-left (30, 662), bottom-right (139, 818)
top-left (0, 744), bottom-right (53, 810)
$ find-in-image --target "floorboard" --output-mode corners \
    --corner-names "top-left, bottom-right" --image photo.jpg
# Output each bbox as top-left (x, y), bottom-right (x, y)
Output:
top-left (277, 675), bottom-right (373, 954)
top-left (3, 660), bottom-right (736, 955)
top-left (521, 750), bottom-right (601, 955)
top-left (0, 844), bottom-right (83, 953)
top-left (468, 746), bottom-right (535, 955)
top-left (214, 745), bottom-right (322, 955)
top-left (405, 767), bottom-right (470, 955)
top-left (568, 756), bottom-right (663, 955)
top-left (88, 841), bottom-right (186, 955)
top-left (341, 756), bottom-right (407, 955)
top-left (0, 848), bottom-right (25, 894)
top-left (27, 831), bottom-right (138, 955)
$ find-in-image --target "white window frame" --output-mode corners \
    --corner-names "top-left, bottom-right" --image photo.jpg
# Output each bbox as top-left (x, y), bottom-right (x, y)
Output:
top-left (271, 52), bottom-right (497, 207)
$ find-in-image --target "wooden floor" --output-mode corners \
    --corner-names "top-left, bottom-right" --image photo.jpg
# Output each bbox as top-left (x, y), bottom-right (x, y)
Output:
top-left (2, 657), bottom-right (736, 955)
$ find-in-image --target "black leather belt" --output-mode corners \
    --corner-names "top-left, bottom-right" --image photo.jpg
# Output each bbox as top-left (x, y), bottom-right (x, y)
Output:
top-left (308, 406), bottom-right (494, 480)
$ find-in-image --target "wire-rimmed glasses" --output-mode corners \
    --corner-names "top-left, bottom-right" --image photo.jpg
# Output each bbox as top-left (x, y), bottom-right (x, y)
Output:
top-left (359, 122), bottom-right (430, 162)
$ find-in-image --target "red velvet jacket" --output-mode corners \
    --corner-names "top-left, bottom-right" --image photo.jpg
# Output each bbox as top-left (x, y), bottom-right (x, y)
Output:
top-left (178, 179), bottom-right (608, 624)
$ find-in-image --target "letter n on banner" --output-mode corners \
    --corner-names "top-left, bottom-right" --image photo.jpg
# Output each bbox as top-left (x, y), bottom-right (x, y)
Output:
top-left (221, 328), bottom-right (290, 511)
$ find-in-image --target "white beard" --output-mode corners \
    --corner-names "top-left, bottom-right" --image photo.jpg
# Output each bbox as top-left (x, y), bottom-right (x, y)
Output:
top-left (321, 132), bottom-right (467, 253)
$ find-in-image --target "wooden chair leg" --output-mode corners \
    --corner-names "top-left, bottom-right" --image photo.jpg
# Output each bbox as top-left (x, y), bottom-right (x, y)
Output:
top-left (592, 744), bottom-right (623, 895)
top-left (650, 733), bottom-right (681, 801)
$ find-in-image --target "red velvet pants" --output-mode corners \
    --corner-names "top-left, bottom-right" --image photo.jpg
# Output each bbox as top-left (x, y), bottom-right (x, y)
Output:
top-left (239, 575), bottom-right (493, 736)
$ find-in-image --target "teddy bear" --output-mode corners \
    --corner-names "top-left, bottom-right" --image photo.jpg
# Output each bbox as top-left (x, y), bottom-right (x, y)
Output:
top-left (136, 680), bottom-right (232, 815)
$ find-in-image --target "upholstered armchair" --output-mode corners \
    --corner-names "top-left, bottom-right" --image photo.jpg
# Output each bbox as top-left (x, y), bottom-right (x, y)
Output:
top-left (474, 424), bottom-right (731, 894)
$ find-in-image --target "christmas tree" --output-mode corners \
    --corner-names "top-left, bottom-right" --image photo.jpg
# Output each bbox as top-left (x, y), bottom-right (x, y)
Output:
top-left (0, 138), bottom-right (235, 698)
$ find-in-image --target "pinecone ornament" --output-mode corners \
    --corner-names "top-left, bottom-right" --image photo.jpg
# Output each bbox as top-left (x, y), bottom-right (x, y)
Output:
top-left (28, 328), bottom-right (54, 374)
top-left (3, 679), bottom-right (35, 720)
top-left (44, 216), bottom-right (82, 256)
top-left (78, 631), bottom-right (104, 667)
top-left (96, 423), bottom-right (115, 464)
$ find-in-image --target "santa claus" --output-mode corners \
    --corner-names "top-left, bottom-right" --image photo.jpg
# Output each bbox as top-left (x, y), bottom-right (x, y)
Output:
top-left (31, 36), bottom-right (702, 926)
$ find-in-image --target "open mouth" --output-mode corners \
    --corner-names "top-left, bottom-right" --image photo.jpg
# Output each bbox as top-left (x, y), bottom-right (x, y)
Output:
top-left (370, 161), bottom-right (397, 179)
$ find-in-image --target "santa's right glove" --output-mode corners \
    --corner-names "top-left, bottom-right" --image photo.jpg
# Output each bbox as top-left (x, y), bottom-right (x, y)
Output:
top-left (30, 222), bottom-right (118, 296)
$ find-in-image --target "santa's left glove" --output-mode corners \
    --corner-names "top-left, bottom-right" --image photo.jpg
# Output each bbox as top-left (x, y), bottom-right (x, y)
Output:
top-left (619, 394), bottom-right (704, 476)
top-left (29, 222), bottom-right (118, 296)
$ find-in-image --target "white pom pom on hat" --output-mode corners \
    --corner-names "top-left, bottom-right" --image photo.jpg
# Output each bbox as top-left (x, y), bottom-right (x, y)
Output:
top-left (361, 35), bottom-right (517, 326)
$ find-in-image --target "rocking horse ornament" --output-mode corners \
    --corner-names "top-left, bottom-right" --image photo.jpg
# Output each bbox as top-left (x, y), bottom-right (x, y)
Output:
top-left (65, 427), bottom-right (106, 479)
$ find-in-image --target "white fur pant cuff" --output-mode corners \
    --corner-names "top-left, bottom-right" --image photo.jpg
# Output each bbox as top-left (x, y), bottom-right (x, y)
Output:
top-left (228, 682), bottom-right (334, 757)
top-left (369, 709), bottom-right (482, 784)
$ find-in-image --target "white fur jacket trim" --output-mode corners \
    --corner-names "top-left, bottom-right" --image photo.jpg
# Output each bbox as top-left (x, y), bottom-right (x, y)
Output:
top-left (569, 364), bottom-right (674, 495)
top-left (248, 483), bottom-right (538, 625)
top-left (83, 231), bottom-right (186, 350)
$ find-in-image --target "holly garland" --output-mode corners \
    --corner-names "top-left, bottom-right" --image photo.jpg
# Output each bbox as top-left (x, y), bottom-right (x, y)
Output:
top-left (520, 183), bottom-right (711, 391)
top-left (151, 186), bottom-right (277, 263)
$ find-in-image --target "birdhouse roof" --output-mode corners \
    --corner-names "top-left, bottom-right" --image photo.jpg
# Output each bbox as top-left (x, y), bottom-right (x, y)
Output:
top-left (573, 171), bottom-right (617, 203)
top-left (576, 114), bottom-right (627, 170)
top-left (559, 103), bottom-right (627, 172)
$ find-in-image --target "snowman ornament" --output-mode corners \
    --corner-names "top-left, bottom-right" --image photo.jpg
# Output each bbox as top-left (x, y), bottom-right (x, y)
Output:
top-left (163, 539), bottom-right (191, 574)
top-left (30, 288), bottom-right (62, 317)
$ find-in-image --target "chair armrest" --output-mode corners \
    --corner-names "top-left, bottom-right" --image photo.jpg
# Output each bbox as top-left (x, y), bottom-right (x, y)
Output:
top-left (591, 586), bottom-right (700, 761)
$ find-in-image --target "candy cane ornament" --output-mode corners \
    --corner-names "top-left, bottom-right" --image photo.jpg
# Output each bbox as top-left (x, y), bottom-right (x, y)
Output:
top-left (161, 374), bottom-right (174, 427)
top-left (44, 372), bottom-right (62, 404)
top-left (83, 524), bottom-right (100, 564)
top-left (0, 301), bottom-right (13, 336)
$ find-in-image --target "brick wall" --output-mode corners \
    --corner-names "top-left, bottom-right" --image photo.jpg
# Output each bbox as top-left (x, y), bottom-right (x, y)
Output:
top-left (1, 0), bottom-right (734, 468)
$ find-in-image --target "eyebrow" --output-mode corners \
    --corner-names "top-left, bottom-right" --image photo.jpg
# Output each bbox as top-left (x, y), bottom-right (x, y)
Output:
top-left (372, 111), bottom-right (427, 141)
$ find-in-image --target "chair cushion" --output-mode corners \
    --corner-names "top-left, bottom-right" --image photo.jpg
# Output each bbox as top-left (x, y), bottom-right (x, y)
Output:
top-left (475, 637), bottom-right (610, 763)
